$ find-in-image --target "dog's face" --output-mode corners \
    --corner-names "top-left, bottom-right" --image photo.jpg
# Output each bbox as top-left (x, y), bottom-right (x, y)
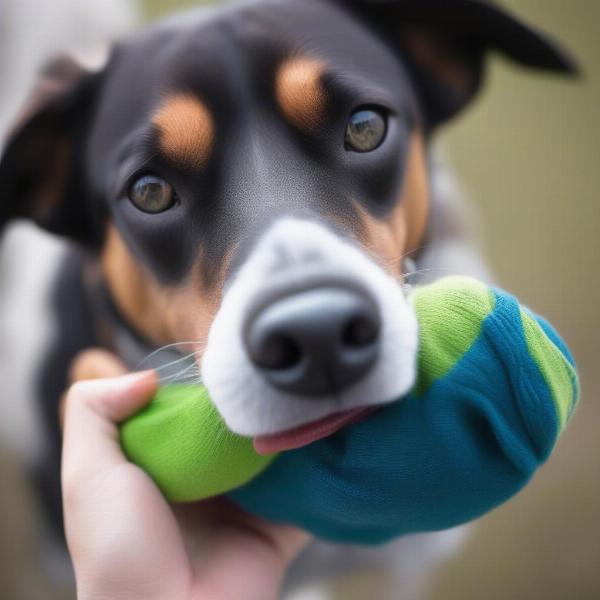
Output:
top-left (94, 0), bottom-right (432, 440)
top-left (0, 0), bottom-right (575, 447)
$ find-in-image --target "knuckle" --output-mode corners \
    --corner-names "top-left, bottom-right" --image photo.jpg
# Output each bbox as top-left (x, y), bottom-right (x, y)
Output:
top-left (66, 380), bottom-right (90, 401)
top-left (63, 380), bottom-right (102, 421)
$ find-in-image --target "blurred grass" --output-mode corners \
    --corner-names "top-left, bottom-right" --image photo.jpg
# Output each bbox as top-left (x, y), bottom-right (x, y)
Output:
top-left (124, 0), bottom-right (600, 597)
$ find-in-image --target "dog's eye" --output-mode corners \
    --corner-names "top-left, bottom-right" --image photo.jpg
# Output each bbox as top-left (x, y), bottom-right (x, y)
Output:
top-left (345, 108), bottom-right (387, 153)
top-left (129, 175), bottom-right (175, 214)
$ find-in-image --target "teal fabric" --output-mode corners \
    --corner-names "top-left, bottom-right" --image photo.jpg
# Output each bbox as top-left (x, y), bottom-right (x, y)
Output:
top-left (230, 288), bottom-right (578, 544)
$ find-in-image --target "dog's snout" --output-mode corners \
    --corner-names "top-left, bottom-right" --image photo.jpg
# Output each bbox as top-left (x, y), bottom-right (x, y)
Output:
top-left (244, 287), bottom-right (381, 396)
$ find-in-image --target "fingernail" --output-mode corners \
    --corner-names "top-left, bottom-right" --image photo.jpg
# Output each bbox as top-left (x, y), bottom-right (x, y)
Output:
top-left (109, 371), bottom-right (157, 397)
top-left (120, 370), bottom-right (157, 386)
top-left (108, 370), bottom-right (158, 414)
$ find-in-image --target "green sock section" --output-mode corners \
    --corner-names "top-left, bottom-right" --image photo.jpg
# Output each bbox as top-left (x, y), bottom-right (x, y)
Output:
top-left (410, 276), bottom-right (496, 395)
top-left (519, 309), bottom-right (579, 432)
top-left (120, 384), bottom-right (277, 502)
top-left (120, 276), bottom-right (579, 507)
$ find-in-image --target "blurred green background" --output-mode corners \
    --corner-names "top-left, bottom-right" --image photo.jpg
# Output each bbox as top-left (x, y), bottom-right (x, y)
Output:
top-left (2, 1), bottom-right (597, 598)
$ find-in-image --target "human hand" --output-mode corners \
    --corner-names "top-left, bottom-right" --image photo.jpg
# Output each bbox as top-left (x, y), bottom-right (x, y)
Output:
top-left (62, 350), bottom-right (310, 600)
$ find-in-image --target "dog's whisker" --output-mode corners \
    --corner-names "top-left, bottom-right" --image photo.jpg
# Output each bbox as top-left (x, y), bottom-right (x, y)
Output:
top-left (165, 359), bottom-right (201, 377)
top-left (167, 375), bottom-right (206, 396)
top-left (401, 245), bottom-right (430, 260)
top-left (158, 361), bottom-right (202, 385)
top-left (151, 351), bottom-right (198, 374)
top-left (402, 268), bottom-right (435, 280)
top-left (401, 266), bottom-right (456, 280)
top-left (136, 341), bottom-right (206, 371)
top-left (368, 245), bottom-right (433, 270)
top-left (382, 245), bottom-right (432, 268)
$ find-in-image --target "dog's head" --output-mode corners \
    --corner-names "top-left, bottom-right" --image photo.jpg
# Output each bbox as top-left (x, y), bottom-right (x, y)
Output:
top-left (0, 0), bottom-right (576, 448)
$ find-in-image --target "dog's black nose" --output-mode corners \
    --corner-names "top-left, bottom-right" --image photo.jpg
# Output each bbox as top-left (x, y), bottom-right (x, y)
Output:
top-left (244, 287), bottom-right (380, 396)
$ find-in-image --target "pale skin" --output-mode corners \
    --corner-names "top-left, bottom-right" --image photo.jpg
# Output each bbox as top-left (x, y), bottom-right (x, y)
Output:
top-left (61, 350), bottom-right (310, 600)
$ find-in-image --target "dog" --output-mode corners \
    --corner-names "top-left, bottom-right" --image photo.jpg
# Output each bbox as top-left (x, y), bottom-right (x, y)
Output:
top-left (0, 0), bottom-right (576, 597)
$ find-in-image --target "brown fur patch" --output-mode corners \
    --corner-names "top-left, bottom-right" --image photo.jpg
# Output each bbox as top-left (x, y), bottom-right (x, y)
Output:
top-left (276, 57), bottom-right (327, 132)
top-left (153, 94), bottom-right (215, 170)
top-left (100, 225), bottom-right (223, 350)
top-left (353, 132), bottom-right (430, 276)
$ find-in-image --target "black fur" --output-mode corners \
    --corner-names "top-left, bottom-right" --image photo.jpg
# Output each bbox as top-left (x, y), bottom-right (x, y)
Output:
top-left (0, 0), bottom-right (577, 537)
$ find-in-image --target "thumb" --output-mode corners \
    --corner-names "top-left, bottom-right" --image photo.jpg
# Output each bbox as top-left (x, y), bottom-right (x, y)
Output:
top-left (59, 349), bottom-right (130, 427)
top-left (62, 369), bottom-right (158, 483)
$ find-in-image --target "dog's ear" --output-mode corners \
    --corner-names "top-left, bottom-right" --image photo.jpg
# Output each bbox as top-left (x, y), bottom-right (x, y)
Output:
top-left (0, 55), bottom-right (104, 244)
top-left (342, 0), bottom-right (579, 128)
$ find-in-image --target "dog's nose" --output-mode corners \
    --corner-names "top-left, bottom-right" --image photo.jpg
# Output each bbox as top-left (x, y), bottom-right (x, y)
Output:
top-left (244, 287), bottom-right (380, 396)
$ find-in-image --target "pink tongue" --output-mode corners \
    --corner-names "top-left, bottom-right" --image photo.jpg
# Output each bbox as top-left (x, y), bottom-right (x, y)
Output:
top-left (253, 407), bottom-right (374, 455)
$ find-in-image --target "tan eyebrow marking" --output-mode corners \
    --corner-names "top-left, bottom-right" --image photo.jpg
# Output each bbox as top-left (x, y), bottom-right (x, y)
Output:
top-left (352, 132), bottom-right (430, 276)
top-left (276, 57), bottom-right (328, 132)
top-left (152, 94), bottom-right (215, 170)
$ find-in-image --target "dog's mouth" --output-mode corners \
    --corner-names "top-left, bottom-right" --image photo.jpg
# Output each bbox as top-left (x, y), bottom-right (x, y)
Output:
top-left (253, 405), bottom-right (376, 455)
top-left (202, 219), bottom-right (419, 441)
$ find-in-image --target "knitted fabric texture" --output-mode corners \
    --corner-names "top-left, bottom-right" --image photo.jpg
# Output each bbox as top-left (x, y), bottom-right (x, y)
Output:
top-left (230, 277), bottom-right (578, 543)
top-left (121, 385), bottom-right (276, 501)
top-left (121, 277), bottom-right (579, 543)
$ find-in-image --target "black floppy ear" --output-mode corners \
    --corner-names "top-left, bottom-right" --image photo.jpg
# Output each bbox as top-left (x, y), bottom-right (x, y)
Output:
top-left (0, 56), bottom-right (103, 244)
top-left (343, 0), bottom-right (579, 128)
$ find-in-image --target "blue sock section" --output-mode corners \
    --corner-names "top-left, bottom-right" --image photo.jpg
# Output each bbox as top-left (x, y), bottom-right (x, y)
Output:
top-left (231, 288), bottom-right (565, 544)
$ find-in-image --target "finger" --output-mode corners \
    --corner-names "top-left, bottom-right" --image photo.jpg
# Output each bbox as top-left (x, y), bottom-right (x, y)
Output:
top-left (180, 499), bottom-right (311, 600)
top-left (182, 498), bottom-right (311, 567)
top-left (61, 371), bottom-right (194, 596)
top-left (59, 349), bottom-right (129, 427)
top-left (62, 371), bottom-right (158, 484)
top-left (257, 520), bottom-right (311, 566)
